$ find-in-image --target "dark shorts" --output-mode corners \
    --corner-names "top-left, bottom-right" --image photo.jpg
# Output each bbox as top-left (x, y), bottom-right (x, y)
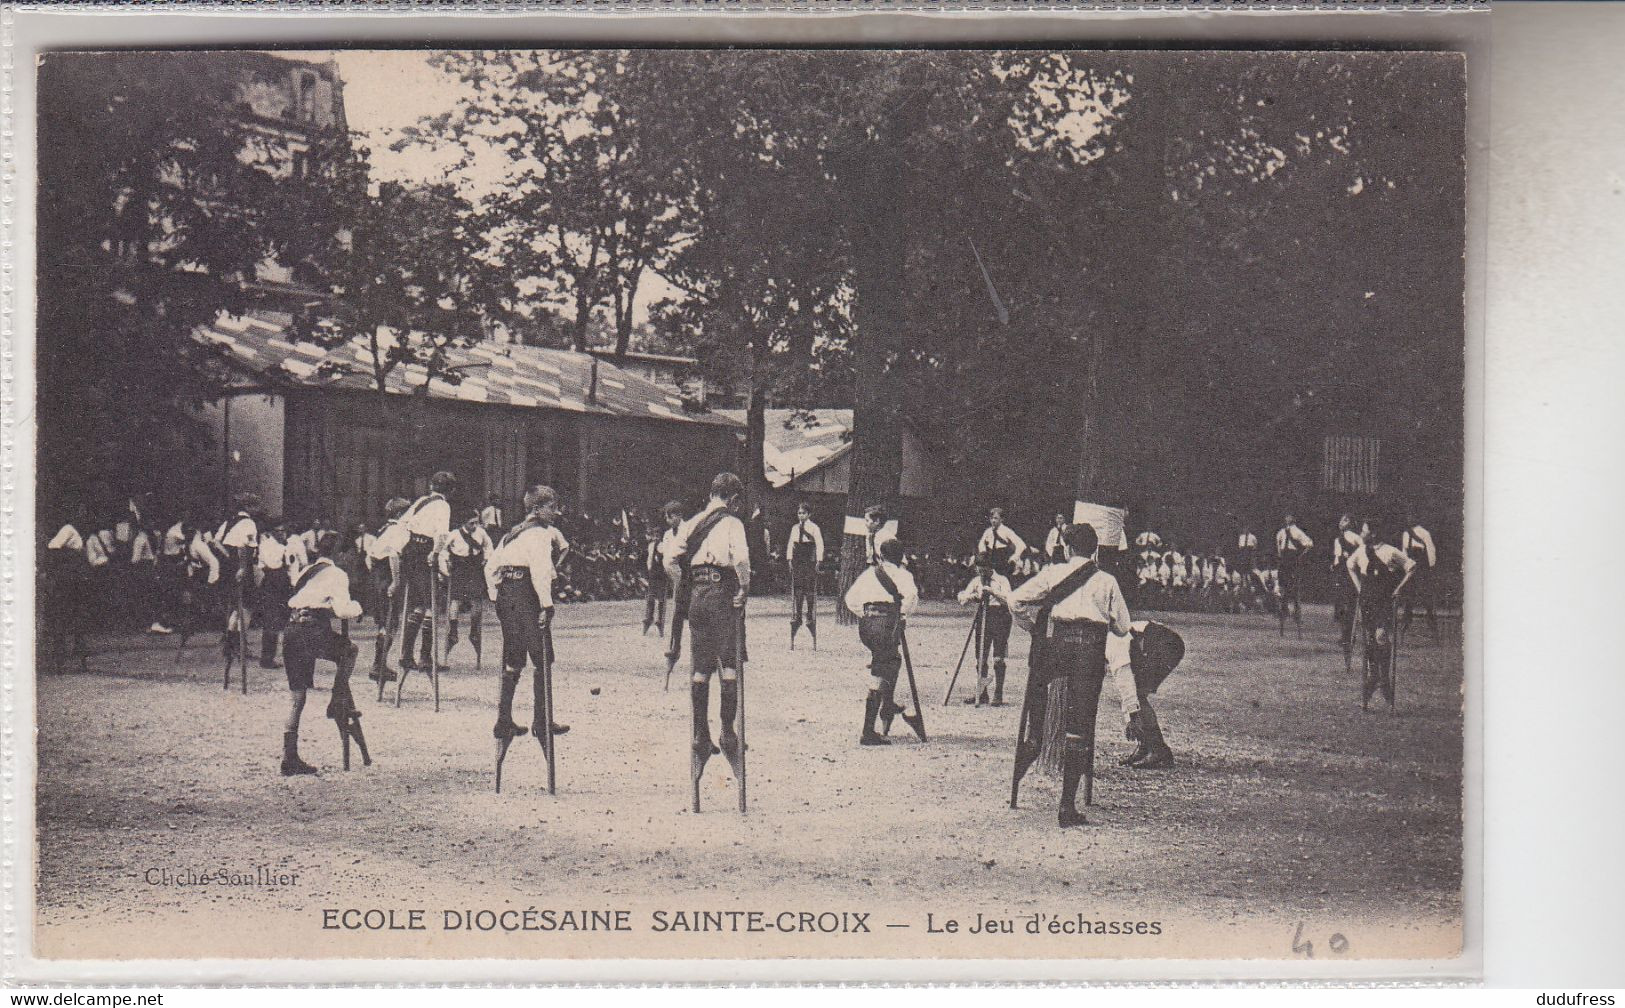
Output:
top-left (858, 609), bottom-right (901, 681)
top-left (1043, 633), bottom-right (1108, 735)
top-left (259, 569), bottom-right (292, 632)
top-left (687, 574), bottom-right (740, 678)
top-left (283, 616), bottom-right (353, 691)
top-left (982, 605), bottom-right (1012, 657)
top-left (1278, 554), bottom-right (1303, 595)
top-left (448, 558), bottom-right (484, 605)
top-left (1361, 588), bottom-right (1399, 631)
top-left (1130, 622), bottom-right (1185, 694)
top-left (495, 578), bottom-right (550, 672)
top-left (401, 538), bottom-right (434, 607)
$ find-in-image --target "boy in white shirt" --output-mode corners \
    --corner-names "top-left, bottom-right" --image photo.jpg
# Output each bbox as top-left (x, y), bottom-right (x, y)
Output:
top-left (366, 497), bottom-right (411, 685)
top-left (280, 531), bottom-right (364, 776)
top-left (664, 473), bottom-right (751, 762)
top-left (785, 502), bottom-right (825, 647)
top-left (956, 552), bottom-right (1013, 707)
top-left (485, 484), bottom-right (573, 745)
top-left (1345, 519), bottom-right (1417, 707)
top-left (845, 536), bottom-right (921, 745)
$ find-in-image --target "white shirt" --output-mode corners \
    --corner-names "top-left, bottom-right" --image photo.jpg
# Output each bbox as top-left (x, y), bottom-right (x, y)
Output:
top-left (259, 536), bottom-right (288, 572)
top-left (480, 504), bottom-right (503, 528)
top-left (957, 571), bottom-right (1012, 608)
top-left (1346, 542), bottom-right (1416, 583)
top-left (485, 524), bottom-right (561, 607)
top-left (188, 533), bottom-right (221, 585)
top-left (369, 520), bottom-right (410, 561)
top-left (1136, 531), bottom-right (1164, 549)
top-left (446, 524), bottom-right (494, 558)
top-left (1276, 525), bottom-right (1314, 553)
top-left (844, 561), bottom-right (919, 618)
top-left (162, 522), bottom-right (189, 557)
top-left (1006, 556), bottom-right (1131, 635)
top-left (1236, 532), bottom-right (1258, 550)
top-left (402, 493), bottom-right (452, 541)
top-left (1401, 526), bottom-right (1437, 567)
top-left (218, 515), bottom-right (258, 551)
top-left (669, 501), bottom-right (750, 573)
top-left (1332, 527), bottom-right (1364, 568)
top-left (785, 519), bottom-right (825, 565)
top-left (655, 526), bottom-right (684, 567)
top-left (286, 558), bottom-right (362, 621)
top-left (130, 530), bottom-right (156, 566)
top-left (285, 535), bottom-right (310, 580)
top-left (976, 525), bottom-right (1026, 564)
top-left (48, 524), bottom-right (83, 552)
top-left (1044, 526), bottom-right (1067, 557)
top-left (85, 530), bottom-right (115, 568)
top-left (356, 531), bottom-right (378, 569)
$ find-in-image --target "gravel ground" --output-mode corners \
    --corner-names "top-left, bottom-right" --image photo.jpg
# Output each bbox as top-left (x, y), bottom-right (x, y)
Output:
top-left (33, 598), bottom-right (1462, 963)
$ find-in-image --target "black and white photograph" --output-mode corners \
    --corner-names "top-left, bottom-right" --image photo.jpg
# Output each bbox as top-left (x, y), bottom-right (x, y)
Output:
top-left (27, 44), bottom-right (1465, 965)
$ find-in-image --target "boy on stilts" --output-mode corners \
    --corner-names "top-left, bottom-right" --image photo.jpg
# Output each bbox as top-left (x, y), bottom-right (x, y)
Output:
top-left (786, 502), bottom-right (824, 649)
top-left (663, 473), bottom-right (751, 810)
top-left (444, 510), bottom-right (494, 665)
top-left (396, 472), bottom-right (455, 695)
top-left (1007, 523), bottom-right (1132, 828)
top-left (955, 551), bottom-right (1012, 707)
top-left (845, 537), bottom-right (922, 745)
top-left (486, 485), bottom-right (572, 793)
top-left (644, 502), bottom-right (682, 637)
top-left (278, 530), bottom-right (365, 776)
top-left (365, 497), bottom-right (411, 687)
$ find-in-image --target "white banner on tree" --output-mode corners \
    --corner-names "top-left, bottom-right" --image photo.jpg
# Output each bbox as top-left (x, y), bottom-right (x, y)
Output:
top-left (1072, 500), bottom-right (1129, 549)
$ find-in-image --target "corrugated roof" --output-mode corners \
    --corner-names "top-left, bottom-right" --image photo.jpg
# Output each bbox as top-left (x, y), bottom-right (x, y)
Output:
top-left (196, 310), bottom-right (738, 428)
top-left (718, 408), bottom-right (854, 489)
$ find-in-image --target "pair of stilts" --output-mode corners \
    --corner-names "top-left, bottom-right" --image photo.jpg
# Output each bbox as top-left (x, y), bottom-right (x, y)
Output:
top-left (1349, 598), bottom-right (1401, 711)
top-left (1278, 586), bottom-right (1303, 638)
top-left (1008, 675), bottom-right (1099, 827)
top-left (862, 620), bottom-right (927, 745)
top-left (368, 574), bottom-right (456, 710)
top-left (788, 570), bottom-right (818, 651)
top-left (222, 580), bottom-right (251, 693)
top-left (943, 595), bottom-right (1005, 708)
top-left (492, 622), bottom-right (558, 795)
top-left (691, 608), bottom-right (749, 813)
top-left (329, 619), bottom-right (373, 770)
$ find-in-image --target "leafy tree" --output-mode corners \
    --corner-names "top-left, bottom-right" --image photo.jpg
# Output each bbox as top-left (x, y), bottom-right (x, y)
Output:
top-left (403, 51), bottom-right (692, 354)
top-left (35, 52), bottom-right (348, 519)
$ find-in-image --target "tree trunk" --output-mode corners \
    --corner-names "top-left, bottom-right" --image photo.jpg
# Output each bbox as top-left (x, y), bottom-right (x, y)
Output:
top-left (836, 127), bottom-right (912, 624)
top-left (1074, 58), bottom-right (1180, 515)
top-left (614, 263), bottom-right (641, 356)
top-left (742, 356), bottom-right (770, 589)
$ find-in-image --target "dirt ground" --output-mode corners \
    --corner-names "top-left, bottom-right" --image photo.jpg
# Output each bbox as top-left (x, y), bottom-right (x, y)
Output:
top-left (32, 597), bottom-right (1463, 963)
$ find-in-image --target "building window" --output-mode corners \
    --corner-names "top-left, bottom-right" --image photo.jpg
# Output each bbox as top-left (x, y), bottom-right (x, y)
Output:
top-left (298, 73), bottom-right (318, 121)
top-left (1322, 435), bottom-right (1381, 494)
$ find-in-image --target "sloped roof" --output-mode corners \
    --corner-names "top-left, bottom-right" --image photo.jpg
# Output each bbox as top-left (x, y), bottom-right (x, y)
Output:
top-left (717, 408), bottom-right (854, 489)
top-left (196, 310), bottom-right (738, 428)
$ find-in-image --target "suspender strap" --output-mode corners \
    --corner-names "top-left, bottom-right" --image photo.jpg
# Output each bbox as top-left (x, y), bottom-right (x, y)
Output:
top-left (872, 563), bottom-right (905, 605)
top-left (500, 516), bottom-right (545, 549)
top-left (1033, 563), bottom-right (1101, 636)
top-left (291, 558), bottom-right (330, 594)
top-left (406, 492), bottom-right (443, 517)
top-left (679, 510), bottom-right (732, 575)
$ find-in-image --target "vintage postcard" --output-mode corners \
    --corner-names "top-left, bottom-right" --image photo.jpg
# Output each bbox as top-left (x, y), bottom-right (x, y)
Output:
top-left (24, 44), bottom-right (1466, 972)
